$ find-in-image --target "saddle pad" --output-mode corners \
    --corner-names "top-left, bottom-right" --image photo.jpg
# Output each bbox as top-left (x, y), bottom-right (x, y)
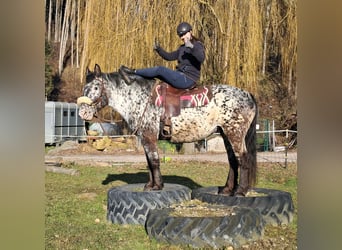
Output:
top-left (153, 84), bottom-right (211, 109)
top-left (179, 88), bottom-right (210, 108)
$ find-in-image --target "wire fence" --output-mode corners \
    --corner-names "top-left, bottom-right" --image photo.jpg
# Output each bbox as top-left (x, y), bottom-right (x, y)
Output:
top-left (48, 121), bottom-right (297, 168)
top-left (256, 129), bottom-right (297, 168)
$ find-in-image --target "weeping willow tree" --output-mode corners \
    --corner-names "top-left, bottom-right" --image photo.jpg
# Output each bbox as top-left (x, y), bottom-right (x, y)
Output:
top-left (78, 0), bottom-right (296, 99)
top-left (197, 0), bottom-right (263, 95)
top-left (271, 0), bottom-right (297, 105)
top-left (45, 0), bottom-right (296, 104)
top-left (80, 0), bottom-right (202, 79)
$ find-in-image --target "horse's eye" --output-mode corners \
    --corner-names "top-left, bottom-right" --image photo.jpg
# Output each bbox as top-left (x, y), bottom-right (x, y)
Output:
top-left (94, 87), bottom-right (98, 91)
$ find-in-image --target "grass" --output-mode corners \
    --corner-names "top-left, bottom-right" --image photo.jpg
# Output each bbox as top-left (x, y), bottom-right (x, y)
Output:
top-left (45, 161), bottom-right (297, 249)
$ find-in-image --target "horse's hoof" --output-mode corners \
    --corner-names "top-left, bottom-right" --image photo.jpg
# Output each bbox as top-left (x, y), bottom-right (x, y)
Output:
top-left (143, 183), bottom-right (163, 191)
top-left (218, 186), bottom-right (234, 196)
top-left (235, 193), bottom-right (246, 197)
top-left (151, 185), bottom-right (162, 191)
top-left (234, 189), bottom-right (247, 197)
top-left (144, 183), bottom-right (154, 191)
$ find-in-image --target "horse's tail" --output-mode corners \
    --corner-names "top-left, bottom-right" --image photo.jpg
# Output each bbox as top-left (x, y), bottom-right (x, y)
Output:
top-left (246, 95), bottom-right (258, 188)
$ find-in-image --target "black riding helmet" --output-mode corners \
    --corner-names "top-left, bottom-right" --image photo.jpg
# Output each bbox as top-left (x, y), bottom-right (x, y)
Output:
top-left (177, 22), bottom-right (192, 37)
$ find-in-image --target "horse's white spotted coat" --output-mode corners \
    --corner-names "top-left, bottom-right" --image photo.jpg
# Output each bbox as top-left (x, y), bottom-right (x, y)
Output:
top-left (78, 64), bottom-right (258, 194)
top-left (79, 70), bottom-right (256, 153)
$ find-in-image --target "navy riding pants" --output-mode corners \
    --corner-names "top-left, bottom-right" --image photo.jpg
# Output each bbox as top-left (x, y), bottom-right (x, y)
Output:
top-left (135, 66), bottom-right (195, 89)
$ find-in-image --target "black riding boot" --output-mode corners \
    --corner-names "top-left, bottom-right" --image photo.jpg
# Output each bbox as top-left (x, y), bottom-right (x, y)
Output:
top-left (119, 65), bottom-right (136, 84)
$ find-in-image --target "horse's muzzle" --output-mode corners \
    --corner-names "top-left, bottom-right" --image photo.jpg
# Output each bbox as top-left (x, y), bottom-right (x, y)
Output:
top-left (78, 103), bottom-right (96, 121)
top-left (77, 96), bottom-right (93, 106)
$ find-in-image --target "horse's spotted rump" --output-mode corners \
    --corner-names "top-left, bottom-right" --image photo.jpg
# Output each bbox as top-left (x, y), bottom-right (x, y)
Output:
top-left (78, 64), bottom-right (257, 196)
top-left (170, 85), bottom-right (255, 143)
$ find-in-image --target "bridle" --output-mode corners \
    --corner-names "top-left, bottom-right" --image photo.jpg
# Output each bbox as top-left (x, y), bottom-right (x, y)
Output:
top-left (91, 76), bottom-right (108, 108)
top-left (85, 74), bottom-right (155, 136)
top-left (88, 76), bottom-right (111, 125)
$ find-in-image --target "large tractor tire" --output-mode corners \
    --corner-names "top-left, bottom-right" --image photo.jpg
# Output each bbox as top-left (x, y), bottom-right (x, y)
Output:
top-left (192, 187), bottom-right (294, 225)
top-left (107, 183), bottom-right (191, 225)
top-left (145, 205), bottom-right (265, 248)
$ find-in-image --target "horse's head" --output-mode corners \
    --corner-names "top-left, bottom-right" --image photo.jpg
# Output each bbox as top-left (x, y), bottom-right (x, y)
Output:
top-left (77, 64), bottom-right (109, 121)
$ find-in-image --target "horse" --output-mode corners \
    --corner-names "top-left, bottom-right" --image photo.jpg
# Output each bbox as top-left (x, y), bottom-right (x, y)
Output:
top-left (77, 64), bottom-right (258, 196)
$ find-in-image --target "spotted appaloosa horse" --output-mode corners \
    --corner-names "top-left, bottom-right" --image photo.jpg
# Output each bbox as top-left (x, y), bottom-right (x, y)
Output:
top-left (77, 64), bottom-right (258, 196)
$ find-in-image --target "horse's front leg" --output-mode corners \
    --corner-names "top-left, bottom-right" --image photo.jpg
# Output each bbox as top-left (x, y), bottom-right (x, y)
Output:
top-left (141, 134), bottom-right (164, 191)
top-left (218, 131), bottom-right (238, 196)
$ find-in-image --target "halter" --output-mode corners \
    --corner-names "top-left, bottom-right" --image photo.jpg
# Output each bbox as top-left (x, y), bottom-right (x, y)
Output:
top-left (87, 75), bottom-right (112, 127)
top-left (91, 76), bottom-right (108, 107)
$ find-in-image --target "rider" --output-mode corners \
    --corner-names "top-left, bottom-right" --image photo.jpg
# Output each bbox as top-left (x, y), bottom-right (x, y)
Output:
top-left (120, 22), bottom-right (205, 89)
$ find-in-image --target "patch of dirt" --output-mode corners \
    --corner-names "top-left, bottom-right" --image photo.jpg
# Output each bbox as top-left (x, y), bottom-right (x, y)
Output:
top-left (77, 192), bottom-right (98, 201)
top-left (170, 199), bottom-right (234, 217)
top-left (47, 138), bottom-right (142, 156)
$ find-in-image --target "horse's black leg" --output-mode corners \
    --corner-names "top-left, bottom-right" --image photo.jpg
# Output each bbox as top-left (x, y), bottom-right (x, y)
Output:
top-left (144, 154), bottom-right (155, 189)
top-left (142, 134), bottom-right (164, 191)
top-left (234, 152), bottom-right (249, 196)
top-left (235, 111), bottom-right (258, 196)
top-left (218, 128), bottom-right (238, 196)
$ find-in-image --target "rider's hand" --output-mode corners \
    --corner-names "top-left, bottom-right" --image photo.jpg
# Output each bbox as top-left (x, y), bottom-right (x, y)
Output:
top-left (184, 38), bottom-right (194, 49)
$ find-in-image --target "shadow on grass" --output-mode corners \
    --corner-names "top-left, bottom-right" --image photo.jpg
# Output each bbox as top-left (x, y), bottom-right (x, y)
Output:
top-left (101, 172), bottom-right (202, 190)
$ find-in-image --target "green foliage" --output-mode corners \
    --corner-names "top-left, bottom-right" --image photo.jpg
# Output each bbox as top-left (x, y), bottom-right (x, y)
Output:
top-left (157, 140), bottom-right (179, 153)
top-left (45, 145), bottom-right (55, 154)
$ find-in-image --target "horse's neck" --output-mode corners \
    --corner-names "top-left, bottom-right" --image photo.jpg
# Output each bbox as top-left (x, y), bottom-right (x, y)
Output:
top-left (107, 80), bottom-right (152, 124)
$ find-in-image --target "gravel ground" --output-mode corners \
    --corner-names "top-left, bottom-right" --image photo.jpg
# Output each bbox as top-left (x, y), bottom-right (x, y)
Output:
top-left (45, 141), bottom-right (296, 166)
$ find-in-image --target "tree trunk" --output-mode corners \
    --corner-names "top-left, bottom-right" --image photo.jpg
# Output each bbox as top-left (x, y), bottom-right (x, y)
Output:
top-left (54, 0), bottom-right (60, 42)
top-left (76, 0), bottom-right (80, 68)
top-left (70, 0), bottom-right (76, 67)
top-left (262, 2), bottom-right (271, 76)
top-left (58, 0), bottom-right (71, 75)
top-left (47, 0), bottom-right (52, 42)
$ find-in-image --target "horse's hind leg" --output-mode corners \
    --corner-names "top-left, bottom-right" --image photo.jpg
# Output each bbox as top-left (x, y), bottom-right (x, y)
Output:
top-left (219, 127), bottom-right (250, 196)
top-left (235, 152), bottom-right (250, 196)
top-left (231, 141), bottom-right (251, 196)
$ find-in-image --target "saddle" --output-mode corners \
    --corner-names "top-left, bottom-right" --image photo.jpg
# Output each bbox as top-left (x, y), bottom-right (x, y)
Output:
top-left (151, 81), bottom-right (213, 138)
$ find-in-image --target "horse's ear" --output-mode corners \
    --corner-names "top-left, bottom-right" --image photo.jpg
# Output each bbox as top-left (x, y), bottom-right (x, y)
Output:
top-left (94, 64), bottom-right (101, 77)
top-left (86, 66), bottom-right (91, 75)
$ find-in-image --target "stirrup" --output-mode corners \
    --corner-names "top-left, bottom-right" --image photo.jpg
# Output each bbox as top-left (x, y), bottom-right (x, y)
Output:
top-left (159, 122), bottom-right (171, 138)
top-left (163, 126), bottom-right (171, 135)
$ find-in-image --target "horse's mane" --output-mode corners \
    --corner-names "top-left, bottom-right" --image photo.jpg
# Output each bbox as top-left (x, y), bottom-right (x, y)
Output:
top-left (105, 71), bottom-right (156, 91)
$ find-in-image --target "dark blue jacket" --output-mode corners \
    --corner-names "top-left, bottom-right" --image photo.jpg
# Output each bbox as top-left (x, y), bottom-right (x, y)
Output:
top-left (155, 40), bottom-right (205, 82)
